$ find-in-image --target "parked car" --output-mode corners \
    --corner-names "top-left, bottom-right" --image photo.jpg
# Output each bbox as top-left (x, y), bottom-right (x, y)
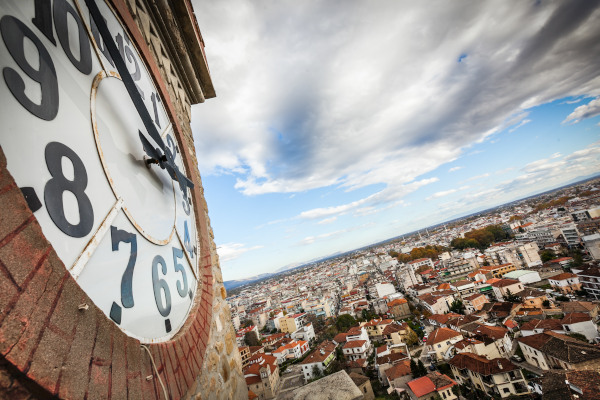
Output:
top-left (428, 364), bottom-right (436, 371)
top-left (510, 355), bottom-right (523, 363)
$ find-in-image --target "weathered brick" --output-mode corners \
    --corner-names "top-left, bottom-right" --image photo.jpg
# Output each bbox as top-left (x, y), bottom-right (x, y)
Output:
top-left (56, 297), bottom-right (97, 400)
top-left (110, 328), bottom-right (127, 400)
top-left (27, 326), bottom-right (71, 394)
top-left (49, 278), bottom-right (86, 339)
top-left (0, 184), bottom-right (30, 247)
top-left (139, 347), bottom-right (159, 400)
top-left (87, 317), bottom-right (112, 400)
top-left (1, 254), bottom-right (66, 368)
top-left (125, 337), bottom-right (142, 400)
top-left (0, 221), bottom-right (49, 288)
top-left (0, 261), bottom-right (19, 322)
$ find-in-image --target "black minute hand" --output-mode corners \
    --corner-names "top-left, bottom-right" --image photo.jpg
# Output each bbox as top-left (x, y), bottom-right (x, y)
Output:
top-left (85, 0), bottom-right (194, 192)
top-left (85, 0), bottom-right (164, 151)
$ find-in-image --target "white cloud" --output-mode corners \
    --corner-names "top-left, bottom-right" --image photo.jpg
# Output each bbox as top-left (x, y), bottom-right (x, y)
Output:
top-left (192, 0), bottom-right (600, 201)
top-left (318, 217), bottom-right (337, 225)
top-left (298, 177), bottom-right (437, 220)
top-left (217, 243), bottom-right (264, 262)
top-left (427, 189), bottom-right (457, 200)
top-left (449, 166), bottom-right (463, 172)
top-left (563, 98), bottom-right (600, 124)
top-left (509, 119), bottom-right (531, 133)
top-left (464, 173), bottom-right (490, 182)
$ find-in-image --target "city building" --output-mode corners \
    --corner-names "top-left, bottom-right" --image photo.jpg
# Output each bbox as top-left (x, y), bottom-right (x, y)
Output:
top-left (387, 298), bottom-right (411, 319)
top-left (244, 353), bottom-right (281, 399)
top-left (299, 341), bottom-right (337, 382)
top-left (449, 353), bottom-right (529, 398)
top-left (425, 328), bottom-right (464, 361)
top-left (517, 331), bottom-right (600, 371)
top-left (406, 372), bottom-right (457, 400)
top-left (279, 313), bottom-right (307, 334)
top-left (548, 272), bottom-right (582, 294)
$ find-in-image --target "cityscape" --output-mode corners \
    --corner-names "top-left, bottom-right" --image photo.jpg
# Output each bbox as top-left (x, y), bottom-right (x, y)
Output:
top-left (1, 0), bottom-right (600, 399)
top-left (227, 177), bottom-right (600, 399)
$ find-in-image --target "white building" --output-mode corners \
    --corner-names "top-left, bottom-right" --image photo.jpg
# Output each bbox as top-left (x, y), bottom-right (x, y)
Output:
top-left (375, 283), bottom-right (396, 299)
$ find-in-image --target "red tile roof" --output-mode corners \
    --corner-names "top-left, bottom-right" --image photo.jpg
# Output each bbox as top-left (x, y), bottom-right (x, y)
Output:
top-left (407, 372), bottom-right (456, 397)
top-left (428, 327), bottom-right (462, 345)
top-left (548, 272), bottom-right (578, 281)
top-left (385, 359), bottom-right (411, 381)
top-left (449, 352), bottom-right (517, 375)
top-left (343, 340), bottom-right (367, 349)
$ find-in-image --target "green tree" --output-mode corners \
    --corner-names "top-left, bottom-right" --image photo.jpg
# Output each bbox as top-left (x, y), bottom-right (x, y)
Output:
top-left (335, 314), bottom-right (357, 332)
top-left (311, 364), bottom-right (323, 381)
top-left (503, 289), bottom-right (521, 303)
top-left (410, 359), bottom-right (418, 376)
top-left (244, 331), bottom-right (260, 346)
top-left (417, 360), bottom-right (428, 377)
top-left (449, 299), bottom-right (465, 314)
top-left (540, 250), bottom-right (555, 263)
top-left (542, 300), bottom-right (550, 308)
top-left (241, 318), bottom-right (253, 328)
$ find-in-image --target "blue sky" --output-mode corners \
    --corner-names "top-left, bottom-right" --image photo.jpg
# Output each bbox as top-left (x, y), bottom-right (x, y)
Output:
top-left (190, 1), bottom-right (600, 281)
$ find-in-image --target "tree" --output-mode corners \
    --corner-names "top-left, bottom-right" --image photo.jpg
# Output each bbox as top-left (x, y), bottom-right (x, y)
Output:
top-left (542, 300), bottom-right (550, 308)
top-left (335, 314), bottom-right (357, 332)
top-left (540, 250), bottom-right (555, 263)
top-left (417, 360), bottom-right (428, 377)
top-left (241, 318), bottom-right (253, 328)
top-left (449, 299), bottom-right (465, 314)
top-left (244, 331), bottom-right (260, 347)
top-left (306, 313), bottom-right (326, 334)
top-left (311, 364), bottom-right (323, 381)
top-left (503, 289), bottom-right (521, 303)
top-left (410, 359), bottom-right (419, 377)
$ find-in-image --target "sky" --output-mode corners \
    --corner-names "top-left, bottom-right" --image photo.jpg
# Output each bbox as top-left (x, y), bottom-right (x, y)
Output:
top-left (190, 0), bottom-right (600, 282)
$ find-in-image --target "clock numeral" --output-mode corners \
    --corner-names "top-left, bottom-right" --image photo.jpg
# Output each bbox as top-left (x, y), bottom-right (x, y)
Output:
top-left (32, 0), bottom-right (56, 45)
top-left (116, 32), bottom-right (144, 99)
top-left (110, 226), bottom-right (138, 309)
top-left (53, 0), bottom-right (92, 75)
top-left (151, 92), bottom-right (161, 128)
top-left (183, 220), bottom-right (194, 259)
top-left (44, 142), bottom-right (94, 238)
top-left (152, 255), bottom-right (172, 317)
top-left (172, 247), bottom-right (188, 298)
top-left (0, 15), bottom-right (59, 121)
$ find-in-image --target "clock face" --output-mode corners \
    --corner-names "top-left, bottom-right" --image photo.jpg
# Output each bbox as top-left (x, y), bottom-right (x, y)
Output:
top-left (0, 0), bottom-right (200, 342)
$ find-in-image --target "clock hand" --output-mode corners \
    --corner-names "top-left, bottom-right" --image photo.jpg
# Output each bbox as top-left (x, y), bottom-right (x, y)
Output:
top-left (85, 0), bottom-right (165, 152)
top-left (139, 131), bottom-right (194, 195)
top-left (86, 0), bottom-right (194, 193)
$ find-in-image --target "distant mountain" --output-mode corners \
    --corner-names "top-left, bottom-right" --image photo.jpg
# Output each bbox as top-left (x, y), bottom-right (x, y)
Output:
top-left (223, 273), bottom-right (274, 290)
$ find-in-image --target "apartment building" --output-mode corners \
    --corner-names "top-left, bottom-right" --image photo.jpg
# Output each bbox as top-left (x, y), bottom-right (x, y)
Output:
top-left (576, 266), bottom-right (600, 300)
top-left (299, 341), bottom-right (337, 382)
top-left (244, 354), bottom-right (281, 400)
top-left (517, 331), bottom-right (600, 371)
top-left (343, 340), bottom-right (371, 361)
top-left (279, 313), bottom-right (306, 333)
top-left (548, 272), bottom-right (582, 294)
top-left (449, 353), bottom-right (529, 398)
top-left (425, 328), bottom-right (464, 361)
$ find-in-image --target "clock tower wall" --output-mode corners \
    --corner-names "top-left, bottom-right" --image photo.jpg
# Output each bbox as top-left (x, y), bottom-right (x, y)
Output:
top-left (0, 0), bottom-right (246, 399)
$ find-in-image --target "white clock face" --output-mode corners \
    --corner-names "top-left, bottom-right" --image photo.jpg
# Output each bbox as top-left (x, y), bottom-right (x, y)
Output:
top-left (0, 0), bottom-right (200, 342)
